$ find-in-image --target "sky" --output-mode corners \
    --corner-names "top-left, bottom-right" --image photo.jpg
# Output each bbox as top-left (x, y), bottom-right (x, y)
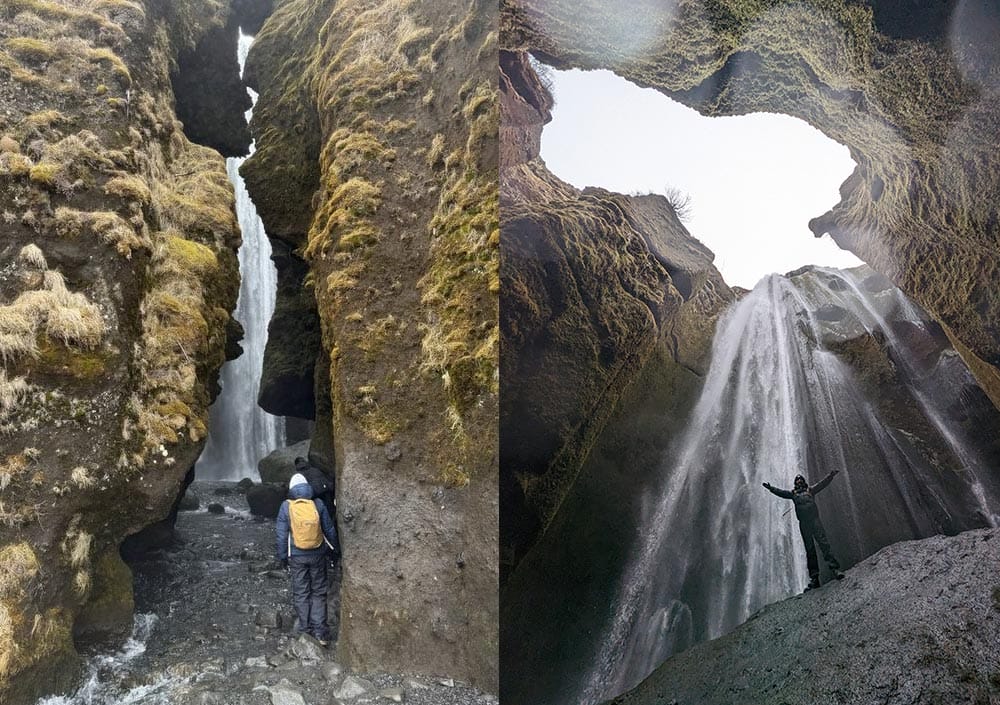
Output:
top-left (539, 68), bottom-right (864, 290)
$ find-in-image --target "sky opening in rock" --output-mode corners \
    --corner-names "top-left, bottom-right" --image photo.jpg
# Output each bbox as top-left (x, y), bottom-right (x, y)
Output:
top-left (540, 66), bottom-right (864, 290)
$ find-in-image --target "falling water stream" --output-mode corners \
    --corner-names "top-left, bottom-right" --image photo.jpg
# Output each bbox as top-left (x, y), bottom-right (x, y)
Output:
top-left (578, 266), bottom-right (1000, 705)
top-left (196, 31), bottom-right (284, 481)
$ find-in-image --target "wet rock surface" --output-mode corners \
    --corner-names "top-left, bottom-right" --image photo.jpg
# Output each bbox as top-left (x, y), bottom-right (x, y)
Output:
top-left (607, 528), bottom-right (1000, 705)
top-left (49, 481), bottom-right (493, 705)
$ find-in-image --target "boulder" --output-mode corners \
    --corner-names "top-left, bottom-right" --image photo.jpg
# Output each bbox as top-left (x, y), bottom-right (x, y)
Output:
top-left (254, 679), bottom-right (306, 705)
top-left (288, 634), bottom-right (326, 662)
top-left (334, 676), bottom-right (374, 701)
top-left (179, 491), bottom-right (201, 511)
top-left (247, 484), bottom-right (286, 519)
top-left (257, 440), bottom-right (310, 486)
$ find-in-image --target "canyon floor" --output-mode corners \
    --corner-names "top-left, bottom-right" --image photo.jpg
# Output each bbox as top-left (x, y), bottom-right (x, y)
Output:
top-left (42, 481), bottom-right (495, 705)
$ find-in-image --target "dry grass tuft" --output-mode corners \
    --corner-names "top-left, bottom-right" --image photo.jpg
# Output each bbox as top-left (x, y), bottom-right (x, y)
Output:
top-left (0, 543), bottom-right (39, 598)
top-left (69, 465), bottom-right (96, 489)
top-left (73, 569), bottom-right (91, 597)
top-left (104, 173), bottom-right (152, 205)
top-left (17, 244), bottom-right (46, 270)
top-left (0, 373), bottom-right (30, 425)
top-left (64, 522), bottom-right (92, 568)
top-left (54, 207), bottom-right (150, 258)
top-left (0, 249), bottom-right (107, 363)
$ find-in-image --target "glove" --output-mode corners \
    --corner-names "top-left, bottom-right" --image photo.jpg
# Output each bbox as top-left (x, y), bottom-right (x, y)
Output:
top-left (762, 482), bottom-right (770, 489)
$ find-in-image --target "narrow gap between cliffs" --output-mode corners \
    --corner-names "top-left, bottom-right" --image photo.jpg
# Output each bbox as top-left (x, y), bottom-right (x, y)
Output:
top-left (59, 18), bottom-right (335, 705)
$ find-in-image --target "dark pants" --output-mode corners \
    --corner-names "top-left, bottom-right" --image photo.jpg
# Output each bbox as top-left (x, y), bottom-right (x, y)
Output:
top-left (799, 518), bottom-right (840, 580)
top-left (289, 553), bottom-right (330, 640)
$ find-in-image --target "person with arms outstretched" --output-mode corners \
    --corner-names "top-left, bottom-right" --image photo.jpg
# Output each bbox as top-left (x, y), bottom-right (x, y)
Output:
top-left (763, 471), bottom-right (845, 591)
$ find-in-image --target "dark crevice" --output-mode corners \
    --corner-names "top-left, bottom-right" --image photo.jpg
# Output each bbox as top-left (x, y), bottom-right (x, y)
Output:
top-left (862, 0), bottom-right (959, 41)
top-left (170, 0), bottom-right (276, 157)
top-left (258, 239), bottom-right (321, 420)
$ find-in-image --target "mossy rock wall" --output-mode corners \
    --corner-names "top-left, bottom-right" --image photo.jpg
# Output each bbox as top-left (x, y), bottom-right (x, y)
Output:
top-left (0, 2), bottom-right (251, 701)
top-left (500, 0), bottom-right (1000, 408)
top-left (243, 0), bottom-right (498, 690)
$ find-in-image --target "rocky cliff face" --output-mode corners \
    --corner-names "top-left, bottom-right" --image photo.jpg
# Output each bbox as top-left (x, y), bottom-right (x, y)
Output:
top-left (0, 1), bottom-right (262, 702)
top-left (607, 528), bottom-right (1000, 705)
top-left (500, 49), bottom-right (734, 583)
top-left (242, 0), bottom-right (499, 690)
top-left (500, 0), bottom-right (1000, 411)
top-left (500, 47), bottom-right (740, 701)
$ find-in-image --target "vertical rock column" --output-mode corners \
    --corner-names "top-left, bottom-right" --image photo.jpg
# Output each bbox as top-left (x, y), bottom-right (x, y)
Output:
top-left (242, 0), bottom-right (499, 690)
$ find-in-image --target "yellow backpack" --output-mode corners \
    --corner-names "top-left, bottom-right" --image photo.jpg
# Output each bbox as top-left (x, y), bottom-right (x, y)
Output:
top-left (288, 499), bottom-right (323, 549)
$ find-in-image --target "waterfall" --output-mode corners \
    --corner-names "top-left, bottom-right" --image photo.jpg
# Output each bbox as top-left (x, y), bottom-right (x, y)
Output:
top-left (578, 266), bottom-right (1000, 705)
top-left (196, 30), bottom-right (284, 481)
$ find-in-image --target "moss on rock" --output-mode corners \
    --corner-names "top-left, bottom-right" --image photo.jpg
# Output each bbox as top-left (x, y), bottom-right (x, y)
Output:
top-left (0, 1), bottom-right (244, 701)
top-left (72, 548), bottom-right (134, 650)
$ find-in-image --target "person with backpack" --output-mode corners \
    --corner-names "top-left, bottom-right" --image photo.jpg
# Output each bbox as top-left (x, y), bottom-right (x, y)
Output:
top-left (276, 473), bottom-right (338, 645)
top-left (762, 471), bottom-right (845, 592)
top-left (294, 456), bottom-right (340, 565)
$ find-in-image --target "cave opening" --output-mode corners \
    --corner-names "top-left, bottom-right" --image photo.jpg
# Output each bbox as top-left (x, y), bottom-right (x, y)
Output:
top-left (503, 58), bottom-right (1000, 705)
top-left (539, 64), bottom-right (862, 290)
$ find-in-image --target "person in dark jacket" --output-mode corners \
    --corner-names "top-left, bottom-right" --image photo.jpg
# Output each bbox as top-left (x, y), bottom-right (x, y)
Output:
top-left (276, 473), bottom-right (338, 644)
top-left (294, 456), bottom-right (340, 563)
top-left (294, 456), bottom-right (335, 517)
top-left (763, 471), bottom-right (844, 591)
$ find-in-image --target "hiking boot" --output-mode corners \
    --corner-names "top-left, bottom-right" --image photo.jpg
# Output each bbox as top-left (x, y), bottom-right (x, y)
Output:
top-left (318, 639), bottom-right (330, 648)
top-left (833, 571), bottom-right (845, 580)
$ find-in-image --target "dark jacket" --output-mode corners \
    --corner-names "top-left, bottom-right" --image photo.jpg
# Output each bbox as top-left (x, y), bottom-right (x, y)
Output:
top-left (275, 482), bottom-right (338, 560)
top-left (765, 472), bottom-right (836, 523)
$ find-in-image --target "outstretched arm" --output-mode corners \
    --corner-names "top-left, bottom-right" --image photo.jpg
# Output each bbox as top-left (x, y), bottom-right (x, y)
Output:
top-left (811, 470), bottom-right (839, 494)
top-left (762, 482), bottom-right (794, 499)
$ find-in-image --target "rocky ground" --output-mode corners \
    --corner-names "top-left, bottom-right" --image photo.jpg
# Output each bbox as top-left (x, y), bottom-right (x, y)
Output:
top-left (607, 528), bottom-right (1000, 705)
top-left (40, 481), bottom-right (495, 705)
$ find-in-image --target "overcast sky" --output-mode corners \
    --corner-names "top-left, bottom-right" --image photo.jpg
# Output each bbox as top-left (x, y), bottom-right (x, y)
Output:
top-left (540, 67), bottom-right (863, 290)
